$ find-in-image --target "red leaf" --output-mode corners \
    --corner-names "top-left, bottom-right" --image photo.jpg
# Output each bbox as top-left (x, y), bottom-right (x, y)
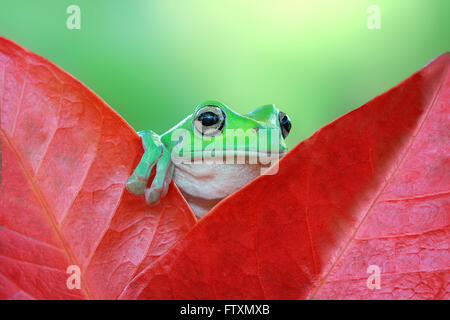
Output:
top-left (0, 37), bottom-right (197, 300)
top-left (120, 53), bottom-right (449, 300)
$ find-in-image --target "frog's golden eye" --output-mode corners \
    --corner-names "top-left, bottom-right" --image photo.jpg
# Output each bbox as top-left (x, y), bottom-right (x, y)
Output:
top-left (193, 105), bottom-right (226, 136)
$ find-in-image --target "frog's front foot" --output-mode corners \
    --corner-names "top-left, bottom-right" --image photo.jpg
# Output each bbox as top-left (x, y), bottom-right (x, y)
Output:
top-left (126, 130), bottom-right (174, 205)
top-left (126, 175), bottom-right (148, 195)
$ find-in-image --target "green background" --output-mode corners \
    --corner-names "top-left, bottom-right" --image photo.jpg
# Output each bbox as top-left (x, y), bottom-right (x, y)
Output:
top-left (1, 0), bottom-right (448, 148)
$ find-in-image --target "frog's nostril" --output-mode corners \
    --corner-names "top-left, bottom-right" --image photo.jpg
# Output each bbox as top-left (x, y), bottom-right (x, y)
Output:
top-left (279, 111), bottom-right (291, 139)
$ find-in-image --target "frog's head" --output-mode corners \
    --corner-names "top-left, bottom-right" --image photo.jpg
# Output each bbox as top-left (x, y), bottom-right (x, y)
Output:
top-left (164, 100), bottom-right (291, 164)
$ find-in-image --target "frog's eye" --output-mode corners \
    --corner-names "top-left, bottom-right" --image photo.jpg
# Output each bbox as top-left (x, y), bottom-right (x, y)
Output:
top-left (193, 105), bottom-right (226, 136)
top-left (279, 111), bottom-right (291, 139)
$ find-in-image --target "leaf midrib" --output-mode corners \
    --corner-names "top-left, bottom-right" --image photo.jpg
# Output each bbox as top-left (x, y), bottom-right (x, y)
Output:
top-left (0, 128), bottom-right (93, 299)
top-left (310, 64), bottom-right (448, 298)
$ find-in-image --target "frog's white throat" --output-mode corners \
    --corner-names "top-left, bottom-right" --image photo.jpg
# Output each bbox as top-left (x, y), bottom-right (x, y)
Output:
top-left (173, 162), bottom-right (266, 219)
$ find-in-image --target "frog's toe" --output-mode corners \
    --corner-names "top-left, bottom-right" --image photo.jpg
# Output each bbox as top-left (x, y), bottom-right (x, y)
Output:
top-left (126, 175), bottom-right (147, 195)
top-left (162, 179), bottom-right (170, 198)
top-left (161, 164), bottom-right (174, 198)
top-left (145, 187), bottom-right (161, 205)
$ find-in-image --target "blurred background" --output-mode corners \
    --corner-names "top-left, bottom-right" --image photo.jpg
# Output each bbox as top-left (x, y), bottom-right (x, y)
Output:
top-left (0, 0), bottom-right (448, 148)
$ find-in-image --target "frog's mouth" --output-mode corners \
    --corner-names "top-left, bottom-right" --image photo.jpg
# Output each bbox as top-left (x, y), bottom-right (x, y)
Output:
top-left (172, 149), bottom-right (287, 165)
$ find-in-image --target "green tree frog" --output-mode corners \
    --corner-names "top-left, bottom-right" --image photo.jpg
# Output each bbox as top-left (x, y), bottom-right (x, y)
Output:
top-left (126, 100), bottom-right (291, 219)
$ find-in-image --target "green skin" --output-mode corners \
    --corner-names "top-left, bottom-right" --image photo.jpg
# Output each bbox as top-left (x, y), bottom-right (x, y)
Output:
top-left (126, 100), bottom-right (289, 209)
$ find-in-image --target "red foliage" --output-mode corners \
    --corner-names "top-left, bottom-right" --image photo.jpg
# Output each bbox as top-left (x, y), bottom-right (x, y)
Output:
top-left (0, 37), bottom-right (196, 299)
top-left (0, 37), bottom-right (448, 299)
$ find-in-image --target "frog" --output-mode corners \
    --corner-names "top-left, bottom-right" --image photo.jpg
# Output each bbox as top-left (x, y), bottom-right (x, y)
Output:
top-left (126, 100), bottom-right (291, 219)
